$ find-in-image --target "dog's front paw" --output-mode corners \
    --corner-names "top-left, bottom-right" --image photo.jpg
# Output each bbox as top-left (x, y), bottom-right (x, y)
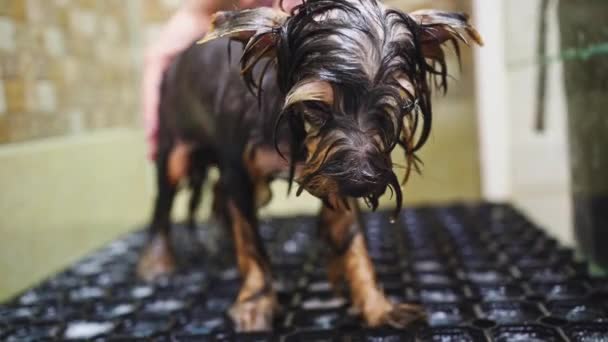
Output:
top-left (381, 303), bottom-right (426, 328)
top-left (136, 234), bottom-right (176, 281)
top-left (361, 296), bottom-right (426, 328)
top-left (228, 294), bottom-right (277, 332)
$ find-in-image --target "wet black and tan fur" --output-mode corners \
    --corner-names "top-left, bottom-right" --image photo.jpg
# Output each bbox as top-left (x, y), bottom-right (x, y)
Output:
top-left (137, 0), bottom-right (482, 332)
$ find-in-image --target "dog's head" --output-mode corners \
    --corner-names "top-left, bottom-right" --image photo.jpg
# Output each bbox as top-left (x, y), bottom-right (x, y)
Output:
top-left (200, 0), bottom-right (482, 215)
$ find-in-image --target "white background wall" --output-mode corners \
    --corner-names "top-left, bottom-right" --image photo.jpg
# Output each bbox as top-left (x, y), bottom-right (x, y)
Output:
top-left (474, 0), bottom-right (574, 246)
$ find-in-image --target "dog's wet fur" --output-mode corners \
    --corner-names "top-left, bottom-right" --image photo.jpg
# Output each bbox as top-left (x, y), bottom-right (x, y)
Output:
top-left (138, 0), bottom-right (482, 331)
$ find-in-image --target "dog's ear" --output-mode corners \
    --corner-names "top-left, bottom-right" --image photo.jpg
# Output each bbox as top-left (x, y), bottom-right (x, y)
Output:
top-left (199, 7), bottom-right (288, 90)
top-left (199, 7), bottom-right (288, 44)
top-left (411, 10), bottom-right (483, 47)
top-left (405, 10), bottom-right (483, 94)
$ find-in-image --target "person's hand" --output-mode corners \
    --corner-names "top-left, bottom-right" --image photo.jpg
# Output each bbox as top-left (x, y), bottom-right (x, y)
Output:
top-left (142, 3), bottom-right (213, 160)
top-left (273, 0), bottom-right (302, 11)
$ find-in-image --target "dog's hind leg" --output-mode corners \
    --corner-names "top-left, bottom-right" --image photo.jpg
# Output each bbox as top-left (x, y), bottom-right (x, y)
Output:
top-left (137, 144), bottom-right (187, 281)
top-left (321, 198), bottom-right (425, 328)
top-left (186, 157), bottom-right (208, 231)
top-left (218, 161), bottom-right (277, 332)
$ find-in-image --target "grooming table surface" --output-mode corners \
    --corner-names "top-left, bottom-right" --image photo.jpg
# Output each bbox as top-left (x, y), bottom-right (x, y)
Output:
top-left (2, 203), bottom-right (608, 341)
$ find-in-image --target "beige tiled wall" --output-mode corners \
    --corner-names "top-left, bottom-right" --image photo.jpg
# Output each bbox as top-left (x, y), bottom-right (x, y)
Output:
top-left (0, 1), bottom-right (133, 142)
top-left (0, 0), bottom-right (185, 144)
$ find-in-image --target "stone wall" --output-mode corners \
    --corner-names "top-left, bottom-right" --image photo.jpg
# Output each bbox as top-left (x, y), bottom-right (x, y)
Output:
top-left (0, 0), bottom-right (178, 143)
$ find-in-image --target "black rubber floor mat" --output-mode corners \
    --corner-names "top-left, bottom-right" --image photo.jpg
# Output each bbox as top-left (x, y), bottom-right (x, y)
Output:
top-left (2, 203), bottom-right (608, 341)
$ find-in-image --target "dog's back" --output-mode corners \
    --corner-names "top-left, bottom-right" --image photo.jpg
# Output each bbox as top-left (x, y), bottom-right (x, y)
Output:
top-left (157, 38), bottom-right (284, 159)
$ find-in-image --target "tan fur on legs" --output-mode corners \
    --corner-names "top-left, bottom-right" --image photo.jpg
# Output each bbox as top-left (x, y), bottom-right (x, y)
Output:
top-left (137, 232), bottom-right (176, 281)
top-left (344, 234), bottom-right (394, 325)
top-left (168, 142), bottom-right (192, 185)
top-left (320, 197), bottom-right (352, 294)
top-left (321, 198), bottom-right (425, 327)
top-left (327, 254), bottom-right (345, 294)
top-left (243, 144), bottom-right (309, 209)
top-left (137, 143), bottom-right (185, 281)
top-left (244, 145), bottom-right (285, 209)
top-left (227, 200), bottom-right (277, 332)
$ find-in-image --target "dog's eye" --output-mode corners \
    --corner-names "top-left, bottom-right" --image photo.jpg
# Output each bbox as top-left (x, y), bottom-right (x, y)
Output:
top-left (303, 112), bottom-right (326, 133)
top-left (304, 119), bottom-right (314, 133)
top-left (301, 102), bottom-right (329, 131)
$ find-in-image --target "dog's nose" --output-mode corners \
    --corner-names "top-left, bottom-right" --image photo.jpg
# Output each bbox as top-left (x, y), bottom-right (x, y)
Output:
top-left (339, 178), bottom-right (386, 199)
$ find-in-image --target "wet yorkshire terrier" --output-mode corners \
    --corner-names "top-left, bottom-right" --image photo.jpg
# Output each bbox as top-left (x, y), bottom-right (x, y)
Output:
top-left (137, 0), bottom-right (482, 332)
